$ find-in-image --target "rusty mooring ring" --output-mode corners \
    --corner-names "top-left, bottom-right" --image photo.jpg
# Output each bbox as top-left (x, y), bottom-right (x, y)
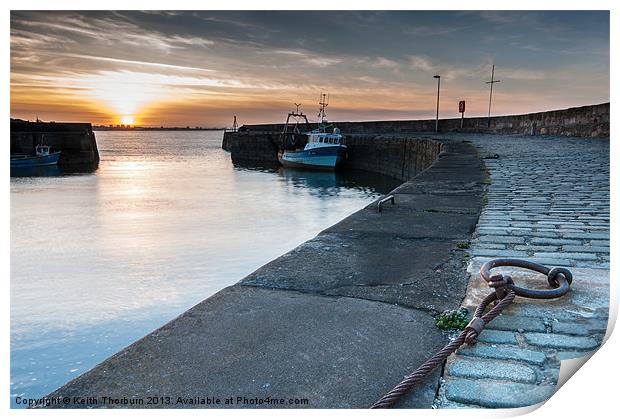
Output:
top-left (480, 258), bottom-right (572, 299)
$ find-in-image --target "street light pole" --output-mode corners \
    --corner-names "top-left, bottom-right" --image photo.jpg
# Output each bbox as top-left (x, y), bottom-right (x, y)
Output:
top-left (485, 64), bottom-right (501, 128)
top-left (433, 75), bottom-right (441, 133)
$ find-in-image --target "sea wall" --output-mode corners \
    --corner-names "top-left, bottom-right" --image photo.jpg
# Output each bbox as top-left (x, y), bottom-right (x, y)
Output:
top-left (341, 136), bottom-right (442, 180)
top-left (229, 102), bottom-right (609, 138)
top-left (10, 119), bottom-right (100, 167)
top-left (225, 132), bottom-right (280, 166)
top-left (223, 131), bottom-right (442, 181)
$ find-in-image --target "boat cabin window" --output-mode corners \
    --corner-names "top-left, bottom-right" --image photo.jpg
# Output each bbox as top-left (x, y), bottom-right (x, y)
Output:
top-left (313, 135), bottom-right (343, 145)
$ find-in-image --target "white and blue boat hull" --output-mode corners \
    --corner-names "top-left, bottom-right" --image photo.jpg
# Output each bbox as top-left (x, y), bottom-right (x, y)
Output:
top-left (278, 145), bottom-right (346, 170)
top-left (11, 151), bottom-right (61, 168)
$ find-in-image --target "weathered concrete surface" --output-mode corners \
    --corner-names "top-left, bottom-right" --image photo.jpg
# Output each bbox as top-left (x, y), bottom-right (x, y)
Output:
top-left (44, 286), bottom-right (446, 408)
top-left (243, 233), bottom-right (467, 313)
top-left (435, 133), bottom-right (609, 409)
top-left (242, 141), bottom-right (485, 313)
top-left (44, 139), bottom-right (486, 408)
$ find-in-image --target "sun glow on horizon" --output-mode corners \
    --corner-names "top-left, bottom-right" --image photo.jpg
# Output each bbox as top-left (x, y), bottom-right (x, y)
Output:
top-left (34, 70), bottom-right (177, 126)
top-left (34, 69), bottom-right (249, 126)
top-left (120, 115), bottom-right (135, 125)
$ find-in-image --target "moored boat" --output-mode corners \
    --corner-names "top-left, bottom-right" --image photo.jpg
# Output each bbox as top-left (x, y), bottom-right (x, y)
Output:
top-left (11, 145), bottom-right (61, 168)
top-left (278, 128), bottom-right (347, 170)
top-left (278, 93), bottom-right (347, 170)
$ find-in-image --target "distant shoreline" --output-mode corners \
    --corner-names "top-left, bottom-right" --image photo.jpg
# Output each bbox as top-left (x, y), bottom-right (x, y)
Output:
top-left (93, 126), bottom-right (226, 131)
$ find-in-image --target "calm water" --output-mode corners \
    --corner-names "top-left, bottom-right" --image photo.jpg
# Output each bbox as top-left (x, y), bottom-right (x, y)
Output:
top-left (10, 130), bottom-right (400, 407)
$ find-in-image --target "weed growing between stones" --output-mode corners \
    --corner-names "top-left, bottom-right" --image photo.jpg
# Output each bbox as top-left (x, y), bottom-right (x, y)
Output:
top-left (435, 308), bottom-right (469, 330)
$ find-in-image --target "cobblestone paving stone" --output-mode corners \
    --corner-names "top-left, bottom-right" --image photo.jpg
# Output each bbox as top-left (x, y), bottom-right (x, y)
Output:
top-left (431, 134), bottom-right (609, 409)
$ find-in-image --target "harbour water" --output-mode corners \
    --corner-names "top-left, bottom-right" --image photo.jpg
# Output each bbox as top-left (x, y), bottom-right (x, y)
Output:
top-left (10, 130), bottom-right (401, 407)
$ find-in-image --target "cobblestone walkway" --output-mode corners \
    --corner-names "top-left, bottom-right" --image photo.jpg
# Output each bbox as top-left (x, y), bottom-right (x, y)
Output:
top-left (435, 134), bottom-right (609, 408)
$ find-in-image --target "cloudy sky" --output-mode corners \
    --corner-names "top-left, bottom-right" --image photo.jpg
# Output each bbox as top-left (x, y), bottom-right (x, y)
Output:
top-left (10, 10), bottom-right (609, 127)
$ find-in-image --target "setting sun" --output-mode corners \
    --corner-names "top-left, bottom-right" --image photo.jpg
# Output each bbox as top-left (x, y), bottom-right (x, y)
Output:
top-left (120, 115), bottom-right (135, 125)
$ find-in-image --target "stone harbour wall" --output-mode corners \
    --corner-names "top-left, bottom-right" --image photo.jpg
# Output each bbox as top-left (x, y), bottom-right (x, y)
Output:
top-left (10, 119), bottom-right (100, 167)
top-left (224, 132), bottom-right (280, 165)
top-left (340, 135), bottom-right (442, 180)
top-left (231, 102), bottom-right (609, 138)
top-left (222, 131), bottom-right (442, 181)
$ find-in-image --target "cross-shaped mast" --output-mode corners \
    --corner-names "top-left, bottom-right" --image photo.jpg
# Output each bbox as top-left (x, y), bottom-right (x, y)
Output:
top-left (485, 64), bottom-right (501, 127)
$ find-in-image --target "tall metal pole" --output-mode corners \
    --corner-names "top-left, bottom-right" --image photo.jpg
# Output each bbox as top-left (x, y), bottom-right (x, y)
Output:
top-left (486, 64), bottom-right (501, 128)
top-left (434, 75), bottom-right (441, 133)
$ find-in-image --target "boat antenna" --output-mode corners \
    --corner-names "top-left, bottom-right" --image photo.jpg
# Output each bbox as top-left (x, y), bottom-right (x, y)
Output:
top-left (294, 103), bottom-right (301, 114)
top-left (318, 92), bottom-right (329, 124)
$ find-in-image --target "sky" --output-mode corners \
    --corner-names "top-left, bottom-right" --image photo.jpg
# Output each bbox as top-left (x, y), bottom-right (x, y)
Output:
top-left (10, 10), bottom-right (610, 127)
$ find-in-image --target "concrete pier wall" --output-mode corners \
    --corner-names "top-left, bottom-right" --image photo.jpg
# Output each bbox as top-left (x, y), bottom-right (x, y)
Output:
top-left (227, 102), bottom-right (609, 138)
top-left (225, 132), bottom-right (280, 165)
top-left (10, 119), bottom-right (100, 167)
top-left (341, 136), bottom-right (442, 180)
top-left (223, 132), bottom-right (442, 181)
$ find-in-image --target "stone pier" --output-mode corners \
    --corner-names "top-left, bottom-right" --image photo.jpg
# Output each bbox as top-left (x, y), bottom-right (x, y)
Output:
top-left (44, 139), bottom-right (487, 408)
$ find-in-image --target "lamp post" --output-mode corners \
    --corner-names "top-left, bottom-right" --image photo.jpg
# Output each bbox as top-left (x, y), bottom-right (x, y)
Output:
top-left (433, 75), bottom-right (441, 133)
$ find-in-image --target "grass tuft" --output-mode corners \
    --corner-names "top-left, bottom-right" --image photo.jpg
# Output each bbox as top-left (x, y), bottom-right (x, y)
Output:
top-left (435, 308), bottom-right (470, 330)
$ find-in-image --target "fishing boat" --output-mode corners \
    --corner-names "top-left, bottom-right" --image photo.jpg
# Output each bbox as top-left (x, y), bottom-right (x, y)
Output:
top-left (278, 94), bottom-right (347, 170)
top-left (11, 145), bottom-right (61, 168)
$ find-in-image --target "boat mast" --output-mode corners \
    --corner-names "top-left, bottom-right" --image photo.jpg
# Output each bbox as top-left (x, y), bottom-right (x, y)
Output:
top-left (318, 92), bottom-right (329, 126)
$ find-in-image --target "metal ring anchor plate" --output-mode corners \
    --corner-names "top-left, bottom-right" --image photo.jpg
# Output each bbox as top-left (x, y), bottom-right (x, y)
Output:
top-left (480, 258), bottom-right (573, 299)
